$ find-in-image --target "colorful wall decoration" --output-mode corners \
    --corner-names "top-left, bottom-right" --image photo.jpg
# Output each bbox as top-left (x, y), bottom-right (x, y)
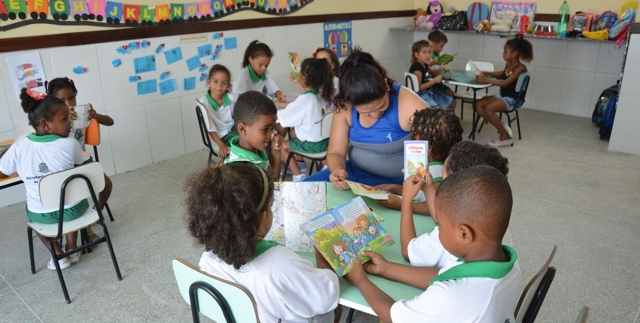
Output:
top-left (0, 0), bottom-right (312, 31)
top-left (323, 20), bottom-right (351, 58)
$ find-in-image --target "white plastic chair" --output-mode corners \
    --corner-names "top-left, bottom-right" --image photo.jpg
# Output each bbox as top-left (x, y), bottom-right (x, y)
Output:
top-left (280, 111), bottom-right (334, 181)
top-left (404, 72), bottom-right (420, 92)
top-left (28, 162), bottom-right (122, 303)
top-left (455, 61), bottom-right (494, 120)
top-left (514, 245), bottom-right (557, 323)
top-left (172, 258), bottom-right (259, 323)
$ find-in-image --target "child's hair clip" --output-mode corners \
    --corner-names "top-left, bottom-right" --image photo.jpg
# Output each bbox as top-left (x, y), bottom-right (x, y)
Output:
top-left (515, 33), bottom-right (524, 40)
top-left (26, 88), bottom-right (46, 101)
top-left (255, 41), bottom-right (261, 44)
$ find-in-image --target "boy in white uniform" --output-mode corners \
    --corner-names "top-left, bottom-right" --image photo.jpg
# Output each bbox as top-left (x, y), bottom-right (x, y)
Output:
top-left (344, 165), bottom-right (521, 322)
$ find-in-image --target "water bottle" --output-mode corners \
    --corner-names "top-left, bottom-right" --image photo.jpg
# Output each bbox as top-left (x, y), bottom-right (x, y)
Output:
top-left (558, 1), bottom-right (570, 38)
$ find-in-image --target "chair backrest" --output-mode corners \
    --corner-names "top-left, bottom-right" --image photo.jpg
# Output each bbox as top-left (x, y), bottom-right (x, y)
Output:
top-left (466, 61), bottom-right (494, 72)
top-left (39, 162), bottom-right (105, 208)
top-left (321, 112), bottom-right (334, 138)
top-left (512, 72), bottom-right (530, 110)
top-left (404, 72), bottom-right (419, 92)
top-left (172, 258), bottom-right (259, 323)
top-left (574, 306), bottom-right (589, 323)
top-left (85, 119), bottom-right (101, 146)
top-left (515, 245), bottom-right (558, 323)
top-left (195, 104), bottom-right (215, 152)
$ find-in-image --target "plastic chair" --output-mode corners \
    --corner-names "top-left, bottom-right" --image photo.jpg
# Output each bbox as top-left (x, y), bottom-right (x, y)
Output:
top-left (478, 72), bottom-right (530, 140)
top-left (404, 72), bottom-right (420, 92)
top-left (455, 61), bottom-right (494, 120)
top-left (84, 119), bottom-right (114, 222)
top-left (514, 245), bottom-right (557, 323)
top-left (195, 105), bottom-right (218, 165)
top-left (574, 306), bottom-right (589, 323)
top-left (172, 258), bottom-right (259, 323)
top-left (280, 112), bottom-right (334, 181)
top-left (28, 162), bottom-right (122, 303)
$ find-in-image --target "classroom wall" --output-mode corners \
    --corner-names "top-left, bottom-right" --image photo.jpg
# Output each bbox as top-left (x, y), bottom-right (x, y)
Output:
top-left (419, 0), bottom-right (630, 14)
top-left (0, 0), bottom-right (415, 39)
top-left (0, 16), bottom-right (414, 207)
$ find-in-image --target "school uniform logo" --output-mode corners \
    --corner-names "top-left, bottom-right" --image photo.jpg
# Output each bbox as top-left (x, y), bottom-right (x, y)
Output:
top-left (38, 163), bottom-right (50, 174)
top-left (387, 133), bottom-right (393, 142)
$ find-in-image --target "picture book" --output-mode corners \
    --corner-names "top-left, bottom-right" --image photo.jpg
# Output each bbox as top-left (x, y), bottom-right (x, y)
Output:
top-left (467, 60), bottom-right (482, 75)
top-left (438, 53), bottom-right (457, 65)
top-left (288, 52), bottom-right (301, 80)
top-left (404, 140), bottom-right (428, 180)
top-left (264, 182), bottom-right (326, 252)
top-left (301, 197), bottom-right (395, 276)
top-left (345, 180), bottom-right (389, 200)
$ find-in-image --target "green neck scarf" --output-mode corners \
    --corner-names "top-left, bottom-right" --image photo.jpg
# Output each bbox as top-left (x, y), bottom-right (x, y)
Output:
top-left (206, 92), bottom-right (232, 111)
top-left (429, 245), bottom-right (518, 286)
top-left (248, 65), bottom-right (267, 83)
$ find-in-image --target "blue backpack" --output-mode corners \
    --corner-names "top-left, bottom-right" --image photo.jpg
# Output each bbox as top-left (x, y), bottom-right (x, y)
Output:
top-left (592, 85), bottom-right (618, 126)
top-left (467, 2), bottom-right (489, 31)
top-left (596, 85), bottom-right (619, 140)
top-left (592, 11), bottom-right (617, 31)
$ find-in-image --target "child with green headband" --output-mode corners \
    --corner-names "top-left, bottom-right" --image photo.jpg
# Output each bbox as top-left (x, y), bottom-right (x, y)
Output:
top-left (343, 165), bottom-right (521, 322)
top-left (185, 162), bottom-right (340, 323)
top-left (196, 64), bottom-right (237, 158)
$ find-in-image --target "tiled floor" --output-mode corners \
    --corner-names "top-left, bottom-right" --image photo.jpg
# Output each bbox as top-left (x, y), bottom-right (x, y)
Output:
top-left (1, 108), bottom-right (639, 323)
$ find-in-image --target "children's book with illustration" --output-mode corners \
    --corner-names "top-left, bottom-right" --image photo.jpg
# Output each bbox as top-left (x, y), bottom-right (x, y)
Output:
top-left (404, 140), bottom-right (429, 179)
top-left (301, 197), bottom-right (395, 276)
top-left (467, 59), bottom-right (482, 75)
top-left (288, 52), bottom-right (301, 80)
top-left (438, 53), bottom-right (457, 65)
top-left (345, 180), bottom-right (389, 200)
top-left (264, 182), bottom-right (326, 252)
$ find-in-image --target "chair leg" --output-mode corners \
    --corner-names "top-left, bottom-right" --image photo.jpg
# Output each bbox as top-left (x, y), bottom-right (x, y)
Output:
top-left (478, 118), bottom-right (487, 133)
top-left (104, 202), bottom-right (114, 222)
top-left (281, 152), bottom-right (295, 181)
top-left (515, 110), bottom-right (522, 140)
top-left (99, 223), bottom-right (123, 281)
top-left (46, 238), bottom-right (71, 303)
top-left (346, 308), bottom-right (355, 323)
top-left (307, 158), bottom-right (315, 176)
top-left (460, 99), bottom-right (464, 120)
top-left (28, 227), bottom-right (36, 274)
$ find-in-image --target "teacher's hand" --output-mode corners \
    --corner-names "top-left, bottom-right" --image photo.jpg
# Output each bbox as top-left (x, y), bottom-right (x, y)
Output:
top-left (329, 169), bottom-right (349, 190)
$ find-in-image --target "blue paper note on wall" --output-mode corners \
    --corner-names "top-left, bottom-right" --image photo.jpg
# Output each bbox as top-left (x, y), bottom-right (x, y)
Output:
top-left (164, 47), bottom-right (183, 65)
top-left (184, 77), bottom-right (196, 91)
top-left (159, 79), bottom-right (177, 95)
top-left (198, 44), bottom-right (213, 58)
top-left (137, 79), bottom-right (157, 95)
top-left (133, 55), bottom-right (156, 74)
top-left (223, 37), bottom-right (237, 50)
top-left (186, 55), bottom-right (201, 71)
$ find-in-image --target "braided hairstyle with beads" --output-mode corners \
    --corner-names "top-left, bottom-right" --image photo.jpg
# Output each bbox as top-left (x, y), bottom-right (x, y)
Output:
top-left (411, 107), bottom-right (463, 162)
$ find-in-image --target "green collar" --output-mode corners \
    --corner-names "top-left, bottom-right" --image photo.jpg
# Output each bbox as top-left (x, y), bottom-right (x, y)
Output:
top-left (206, 92), bottom-right (232, 111)
top-left (429, 245), bottom-right (517, 285)
top-left (428, 161), bottom-right (444, 183)
top-left (247, 65), bottom-right (266, 83)
top-left (302, 89), bottom-right (317, 95)
top-left (28, 133), bottom-right (62, 143)
top-left (225, 136), bottom-right (269, 169)
top-left (250, 240), bottom-right (280, 260)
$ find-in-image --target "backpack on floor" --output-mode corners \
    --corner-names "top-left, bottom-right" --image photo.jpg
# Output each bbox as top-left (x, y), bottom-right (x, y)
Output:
top-left (467, 2), bottom-right (489, 31)
top-left (592, 11), bottom-right (617, 31)
top-left (597, 85), bottom-right (619, 140)
top-left (592, 85), bottom-right (618, 126)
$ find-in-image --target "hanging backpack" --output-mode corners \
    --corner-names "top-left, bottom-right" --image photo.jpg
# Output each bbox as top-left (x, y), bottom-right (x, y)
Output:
top-left (592, 11), bottom-right (617, 31)
top-left (592, 85), bottom-right (618, 126)
top-left (467, 2), bottom-right (489, 31)
top-left (598, 85), bottom-right (619, 140)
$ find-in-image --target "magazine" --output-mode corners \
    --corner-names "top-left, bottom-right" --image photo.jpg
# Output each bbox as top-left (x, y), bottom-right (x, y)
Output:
top-left (288, 52), bottom-right (301, 80)
top-left (264, 182), bottom-right (326, 252)
top-left (301, 197), bottom-right (395, 276)
top-left (345, 180), bottom-right (389, 200)
top-left (404, 140), bottom-right (429, 180)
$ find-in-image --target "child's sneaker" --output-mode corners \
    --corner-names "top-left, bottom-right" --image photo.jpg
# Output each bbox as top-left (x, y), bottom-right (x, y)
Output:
top-left (67, 252), bottom-right (81, 264)
top-left (502, 121), bottom-right (513, 139)
top-left (292, 174), bottom-right (307, 182)
top-left (321, 165), bottom-right (329, 172)
top-left (488, 137), bottom-right (513, 147)
top-left (86, 227), bottom-right (100, 242)
top-left (48, 257), bottom-right (71, 270)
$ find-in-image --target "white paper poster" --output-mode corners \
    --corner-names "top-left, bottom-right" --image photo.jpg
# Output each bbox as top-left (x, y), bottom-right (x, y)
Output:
top-left (6, 52), bottom-right (47, 100)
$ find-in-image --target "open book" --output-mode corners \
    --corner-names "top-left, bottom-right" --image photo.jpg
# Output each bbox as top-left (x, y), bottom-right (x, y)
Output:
top-left (404, 140), bottom-right (429, 179)
top-left (264, 182), bottom-right (326, 252)
top-left (288, 52), bottom-right (301, 80)
top-left (345, 180), bottom-right (389, 200)
top-left (302, 197), bottom-right (395, 276)
top-left (438, 53), bottom-right (457, 65)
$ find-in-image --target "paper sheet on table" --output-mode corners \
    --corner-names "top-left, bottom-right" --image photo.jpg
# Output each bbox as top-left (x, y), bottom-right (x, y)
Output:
top-left (468, 59), bottom-right (482, 75)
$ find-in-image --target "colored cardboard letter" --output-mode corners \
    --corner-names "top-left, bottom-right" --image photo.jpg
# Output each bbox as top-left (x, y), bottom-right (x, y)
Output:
top-left (170, 3), bottom-right (182, 19)
top-left (87, 0), bottom-right (105, 15)
top-left (106, 1), bottom-right (122, 19)
top-left (155, 4), bottom-right (169, 21)
top-left (184, 2), bottom-right (196, 17)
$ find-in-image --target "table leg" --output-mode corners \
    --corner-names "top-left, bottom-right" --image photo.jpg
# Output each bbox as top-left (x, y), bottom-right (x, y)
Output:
top-left (468, 89), bottom-right (480, 140)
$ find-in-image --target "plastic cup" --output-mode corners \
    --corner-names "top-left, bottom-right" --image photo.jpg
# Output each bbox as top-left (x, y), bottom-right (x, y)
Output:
top-left (73, 105), bottom-right (90, 129)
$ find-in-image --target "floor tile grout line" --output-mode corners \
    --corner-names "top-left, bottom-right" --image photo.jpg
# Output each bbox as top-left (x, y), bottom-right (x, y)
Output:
top-left (140, 169), bottom-right (184, 186)
top-left (551, 119), bottom-right (587, 142)
top-left (527, 195), bottom-right (640, 227)
top-left (634, 306), bottom-right (640, 323)
top-left (0, 271), bottom-right (45, 323)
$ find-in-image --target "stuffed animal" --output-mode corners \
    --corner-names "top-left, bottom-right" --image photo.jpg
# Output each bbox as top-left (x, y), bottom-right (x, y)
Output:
top-left (491, 9), bottom-right (517, 32)
top-left (415, 8), bottom-right (429, 28)
top-left (475, 20), bottom-right (492, 32)
top-left (425, 0), bottom-right (444, 29)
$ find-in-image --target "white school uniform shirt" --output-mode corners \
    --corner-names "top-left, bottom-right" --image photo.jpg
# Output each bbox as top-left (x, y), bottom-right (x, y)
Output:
top-left (197, 92), bottom-right (235, 140)
top-left (233, 65), bottom-right (280, 97)
top-left (391, 245), bottom-right (522, 323)
top-left (277, 90), bottom-right (325, 143)
top-left (199, 244), bottom-right (339, 323)
top-left (0, 134), bottom-right (85, 213)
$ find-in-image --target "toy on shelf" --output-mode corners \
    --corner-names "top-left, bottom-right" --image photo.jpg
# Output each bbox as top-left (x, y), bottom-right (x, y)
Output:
top-left (475, 20), bottom-right (492, 32)
top-left (415, 8), bottom-right (429, 28)
top-left (491, 9), bottom-right (516, 32)
top-left (425, 0), bottom-right (444, 29)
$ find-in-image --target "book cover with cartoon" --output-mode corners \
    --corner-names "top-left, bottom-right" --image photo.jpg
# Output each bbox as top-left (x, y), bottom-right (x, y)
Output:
top-left (288, 52), bottom-right (301, 80)
top-left (264, 182), bottom-right (326, 252)
top-left (301, 197), bottom-right (395, 276)
top-left (345, 180), bottom-right (389, 200)
top-left (404, 140), bottom-right (429, 180)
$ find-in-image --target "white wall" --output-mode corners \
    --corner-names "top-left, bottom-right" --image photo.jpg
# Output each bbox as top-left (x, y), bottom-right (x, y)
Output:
top-left (413, 31), bottom-right (624, 117)
top-left (0, 16), bottom-right (413, 207)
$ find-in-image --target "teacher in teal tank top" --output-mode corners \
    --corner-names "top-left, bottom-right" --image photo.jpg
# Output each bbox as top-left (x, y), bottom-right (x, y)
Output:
top-left (305, 47), bottom-right (428, 188)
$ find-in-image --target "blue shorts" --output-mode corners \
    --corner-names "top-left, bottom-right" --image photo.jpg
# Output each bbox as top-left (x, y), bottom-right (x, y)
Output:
top-left (304, 160), bottom-right (404, 186)
top-left (495, 94), bottom-right (518, 111)
top-left (417, 89), bottom-right (454, 109)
